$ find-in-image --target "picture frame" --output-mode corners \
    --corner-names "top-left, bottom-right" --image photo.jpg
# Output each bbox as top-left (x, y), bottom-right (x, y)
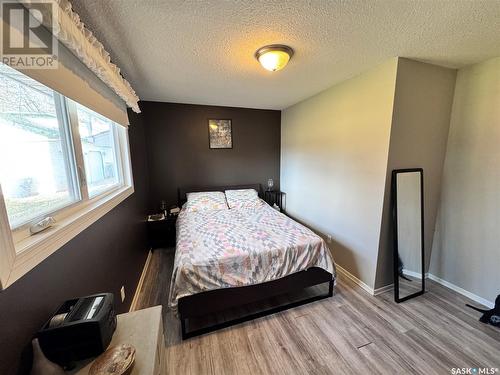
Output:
top-left (208, 119), bottom-right (232, 149)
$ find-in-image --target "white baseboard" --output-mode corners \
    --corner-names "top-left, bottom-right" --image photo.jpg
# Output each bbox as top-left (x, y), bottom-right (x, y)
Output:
top-left (336, 264), bottom-right (394, 296)
top-left (385, 269), bottom-right (494, 308)
top-left (129, 249), bottom-right (153, 312)
top-left (427, 273), bottom-right (494, 309)
top-left (402, 269), bottom-right (428, 279)
top-left (335, 265), bottom-right (494, 308)
top-left (373, 284), bottom-right (393, 295)
top-left (336, 264), bottom-right (375, 295)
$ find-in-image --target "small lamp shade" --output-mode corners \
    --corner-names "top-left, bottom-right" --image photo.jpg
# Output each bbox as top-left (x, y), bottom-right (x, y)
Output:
top-left (267, 179), bottom-right (274, 191)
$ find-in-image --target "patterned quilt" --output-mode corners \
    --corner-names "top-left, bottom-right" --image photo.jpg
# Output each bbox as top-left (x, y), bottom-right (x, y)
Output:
top-left (168, 202), bottom-right (336, 312)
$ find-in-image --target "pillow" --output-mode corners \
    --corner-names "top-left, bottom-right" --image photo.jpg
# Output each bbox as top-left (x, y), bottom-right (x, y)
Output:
top-left (225, 189), bottom-right (262, 209)
top-left (185, 191), bottom-right (228, 212)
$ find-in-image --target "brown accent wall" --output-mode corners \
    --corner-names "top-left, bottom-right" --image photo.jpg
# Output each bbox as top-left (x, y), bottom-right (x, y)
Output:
top-left (0, 110), bottom-right (150, 375)
top-left (0, 101), bottom-right (280, 373)
top-left (141, 101), bottom-right (281, 210)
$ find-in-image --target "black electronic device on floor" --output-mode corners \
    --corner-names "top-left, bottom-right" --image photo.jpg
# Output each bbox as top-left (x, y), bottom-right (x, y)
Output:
top-left (467, 294), bottom-right (500, 327)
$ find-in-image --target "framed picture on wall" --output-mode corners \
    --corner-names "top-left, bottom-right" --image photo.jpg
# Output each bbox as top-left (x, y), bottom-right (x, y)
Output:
top-left (208, 119), bottom-right (232, 149)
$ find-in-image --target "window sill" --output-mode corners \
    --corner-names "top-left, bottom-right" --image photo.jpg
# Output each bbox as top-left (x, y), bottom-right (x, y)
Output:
top-left (3, 185), bottom-right (134, 288)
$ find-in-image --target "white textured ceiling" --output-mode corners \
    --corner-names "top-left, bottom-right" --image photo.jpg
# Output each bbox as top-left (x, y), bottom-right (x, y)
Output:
top-left (70, 0), bottom-right (500, 110)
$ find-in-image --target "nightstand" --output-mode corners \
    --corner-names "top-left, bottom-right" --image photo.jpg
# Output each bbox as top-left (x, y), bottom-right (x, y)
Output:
top-left (264, 190), bottom-right (286, 211)
top-left (147, 214), bottom-right (177, 249)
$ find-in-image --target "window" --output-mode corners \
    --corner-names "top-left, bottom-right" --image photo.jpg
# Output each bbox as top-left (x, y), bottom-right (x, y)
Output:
top-left (0, 67), bottom-right (79, 228)
top-left (75, 102), bottom-right (121, 198)
top-left (0, 64), bottom-right (133, 289)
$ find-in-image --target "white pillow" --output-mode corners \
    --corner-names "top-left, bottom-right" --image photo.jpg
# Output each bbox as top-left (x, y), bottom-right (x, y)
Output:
top-left (185, 191), bottom-right (228, 212)
top-left (225, 189), bottom-right (262, 209)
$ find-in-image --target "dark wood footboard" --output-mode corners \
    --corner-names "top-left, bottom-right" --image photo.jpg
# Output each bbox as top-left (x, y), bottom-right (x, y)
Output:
top-left (178, 267), bottom-right (334, 339)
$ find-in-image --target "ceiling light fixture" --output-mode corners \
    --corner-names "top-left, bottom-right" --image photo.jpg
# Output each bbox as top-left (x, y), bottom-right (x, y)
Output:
top-left (255, 44), bottom-right (294, 72)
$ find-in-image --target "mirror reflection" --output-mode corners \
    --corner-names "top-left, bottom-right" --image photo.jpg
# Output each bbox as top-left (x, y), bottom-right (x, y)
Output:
top-left (393, 169), bottom-right (424, 302)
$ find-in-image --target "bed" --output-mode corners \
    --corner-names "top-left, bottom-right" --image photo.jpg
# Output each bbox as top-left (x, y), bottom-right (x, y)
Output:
top-left (170, 184), bottom-right (336, 339)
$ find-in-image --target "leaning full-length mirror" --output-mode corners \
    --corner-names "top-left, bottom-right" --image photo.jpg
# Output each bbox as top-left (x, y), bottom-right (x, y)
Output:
top-left (392, 168), bottom-right (425, 302)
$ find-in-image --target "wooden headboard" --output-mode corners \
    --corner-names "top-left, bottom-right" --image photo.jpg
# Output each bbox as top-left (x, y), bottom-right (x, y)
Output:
top-left (177, 183), bottom-right (262, 206)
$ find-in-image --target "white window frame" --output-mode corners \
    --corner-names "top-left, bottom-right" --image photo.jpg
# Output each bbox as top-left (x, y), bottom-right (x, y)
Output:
top-left (8, 94), bottom-right (82, 236)
top-left (0, 92), bottom-right (134, 290)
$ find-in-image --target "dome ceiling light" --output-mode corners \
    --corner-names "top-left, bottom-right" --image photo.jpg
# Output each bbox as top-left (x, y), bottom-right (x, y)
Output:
top-left (255, 44), bottom-right (294, 72)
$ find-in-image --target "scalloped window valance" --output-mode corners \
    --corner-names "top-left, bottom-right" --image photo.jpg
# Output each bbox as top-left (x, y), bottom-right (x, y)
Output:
top-left (2, 0), bottom-right (140, 126)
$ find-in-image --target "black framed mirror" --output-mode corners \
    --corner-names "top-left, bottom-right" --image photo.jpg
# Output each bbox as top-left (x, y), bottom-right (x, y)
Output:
top-left (392, 168), bottom-right (425, 303)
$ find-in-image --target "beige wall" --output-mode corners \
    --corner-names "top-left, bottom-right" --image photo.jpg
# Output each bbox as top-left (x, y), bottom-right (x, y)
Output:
top-left (281, 58), bottom-right (398, 289)
top-left (375, 59), bottom-right (457, 288)
top-left (430, 57), bottom-right (500, 304)
top-left (281, 56), bottom-right (496, 301)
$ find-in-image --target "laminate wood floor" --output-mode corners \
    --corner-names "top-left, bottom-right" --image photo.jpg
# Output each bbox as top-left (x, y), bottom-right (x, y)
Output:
top-left (133, 249), bottom-right (500, 375)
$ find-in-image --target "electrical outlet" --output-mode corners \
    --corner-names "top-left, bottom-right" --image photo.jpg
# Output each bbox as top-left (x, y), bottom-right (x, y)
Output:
top-left (327, 235), bottom-right (332, 243)
top-left (120, 286), bottom-right (125, 302)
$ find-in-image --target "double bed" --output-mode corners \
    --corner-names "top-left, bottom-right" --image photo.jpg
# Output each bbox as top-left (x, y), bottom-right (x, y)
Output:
top-left (169, 184), bottom-right (336, 339)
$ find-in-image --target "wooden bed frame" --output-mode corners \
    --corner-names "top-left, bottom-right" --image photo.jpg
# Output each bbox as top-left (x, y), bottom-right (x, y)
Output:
top-left (176, 184), bottom-right (335, 339)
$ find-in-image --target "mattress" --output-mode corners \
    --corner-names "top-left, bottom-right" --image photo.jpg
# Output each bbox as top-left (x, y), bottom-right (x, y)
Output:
top-left (168, 202), bottom-right (336, 311)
